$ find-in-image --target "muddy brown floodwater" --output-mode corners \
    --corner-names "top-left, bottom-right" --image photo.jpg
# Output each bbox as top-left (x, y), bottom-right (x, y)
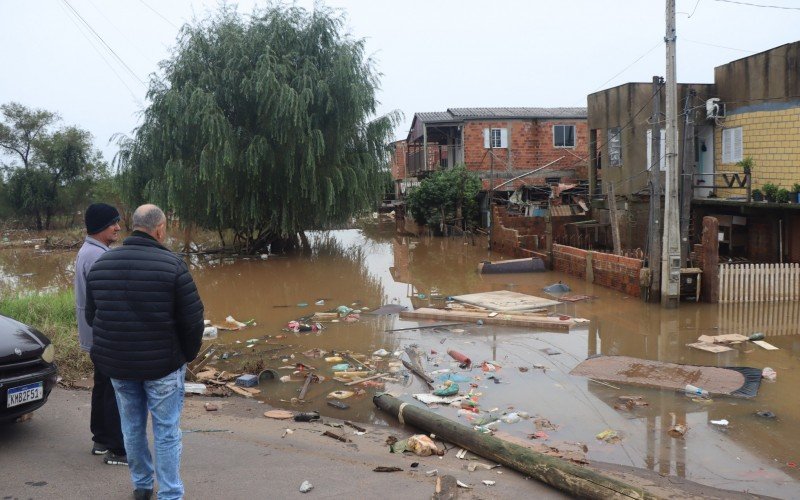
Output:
top-left (3, 224), bottom-right (800, 498)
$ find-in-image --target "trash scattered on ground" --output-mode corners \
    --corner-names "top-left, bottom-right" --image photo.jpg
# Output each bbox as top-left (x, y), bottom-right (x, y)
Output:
top-left (558, 294), bottom-right (593, 302)
top-left (762, 367), bottom-right (777, 381)
top-left (756, 410), bottom-right (777, 419)
top-left (203, 402), bottom-right (218, 412)
top-left (687, 342), bottom-right (734, 353)
top-left (328, 390), bottom-right (355, 400)
top-left (539, 347), bottom-right (561, 356)
top-left (373, 348), bottom-right (390, 357)
top-left (426, 469), bottom-right (438, 477)
top-left (447, 349), bottom-right (471, 368)
top-left (184, 383), bottom-right (208, 394)
top-left (282, 428), bottom-right (294, 438)
top-left (202, 326), bottom-right (218, 340)
top-left (668, 424), bottom-right (687, 437)
top-left (214, 315), bottom-right (255, 331)
top-left (264, 410), bottom-right (294, 420)
top-left (685, 384), bottom-right (710, 398)
top-left (533, 417), bottom-right (558, 430)
top-left (433, 380), bottom-right (459, 397)
top-left (373, 466), bottom-right (403, 472)
top-left (414, 394), bottom-right (465, 405)
top-left (596, 429), bottom-right (621, 444)
top-left (467, 462), bottom-right (498, 472)
top-left (543, 282), bottom-right (571, 294)
top-left (529, 431), bottom-right (549, 440)
top-left (710, 419), bottom-right (729, 426)
top-left (294, 411), bottom-right (320, 422)
top-left (753, 340), bottom-right (779, 350)
top-left (456, 480), bottom-right (472, 489)
top-left (299, 480), bottom-right (314, 493)
top-left (344, 421), bottom-right (366, 432)
top-left (235, 374), bottom-right (258, 387)
top-left (482, 480), bottom-right (496, 486)
top-left (614, 395), bottom-right (649, 411)
top-left (407, 434), bottom-right (443, 456)
top-left (327, 400), bottom-right (350, 410)
top-left (322, 430), bottom-right (351, 443)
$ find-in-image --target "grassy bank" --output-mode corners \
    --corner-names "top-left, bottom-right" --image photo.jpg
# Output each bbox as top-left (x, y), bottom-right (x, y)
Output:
top-left (0, 290), bottom-right (92, 382)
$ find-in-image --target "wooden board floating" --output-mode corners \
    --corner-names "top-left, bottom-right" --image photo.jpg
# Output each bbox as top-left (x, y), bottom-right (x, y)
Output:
top-left (450, 290), bottom-right (561, 312)
top-left (400, 308), bottom-right (573, 331)
top-left (570, 355), bottom-right (752, 395)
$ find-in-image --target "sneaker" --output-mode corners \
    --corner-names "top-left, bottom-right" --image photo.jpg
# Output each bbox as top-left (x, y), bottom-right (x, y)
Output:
top-left (104, 451), bottom-right (129, 466)
top-left (91, 443), bottom-right (108, 455)
top-left (133, 489), bottom-right (153, 500)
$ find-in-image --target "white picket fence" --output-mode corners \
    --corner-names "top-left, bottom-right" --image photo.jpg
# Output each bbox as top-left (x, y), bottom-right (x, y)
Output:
top-left (719, 263), bottom-right (800, 303)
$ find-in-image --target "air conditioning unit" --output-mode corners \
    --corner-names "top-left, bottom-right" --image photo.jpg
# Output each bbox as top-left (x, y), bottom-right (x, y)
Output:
top-left (706, 98), bottom-right (725, 120)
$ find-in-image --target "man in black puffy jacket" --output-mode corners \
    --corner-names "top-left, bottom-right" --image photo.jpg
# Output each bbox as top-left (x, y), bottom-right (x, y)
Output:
top-left (86, 204), bottom-right (204, 500)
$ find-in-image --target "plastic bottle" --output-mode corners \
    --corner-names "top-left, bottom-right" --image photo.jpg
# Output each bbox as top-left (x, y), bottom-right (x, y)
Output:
top-left (685, 384), bottom-right (710, 398)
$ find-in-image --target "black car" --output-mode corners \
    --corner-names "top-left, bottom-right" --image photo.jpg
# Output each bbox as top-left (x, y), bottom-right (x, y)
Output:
top-left (0, 314), bottom-right (58, 423)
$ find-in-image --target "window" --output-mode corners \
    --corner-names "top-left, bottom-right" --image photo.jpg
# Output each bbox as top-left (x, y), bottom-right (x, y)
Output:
top-left (722, 127), bottom-right (743, 163)
top-left (646, 128), bottom-right (666, 171)
top-left (483, 128), bottom-right (508, 149)
top-left (608, 127), bottom-right (622, 167)
top-left (553, 125), bottom-right (576, 148)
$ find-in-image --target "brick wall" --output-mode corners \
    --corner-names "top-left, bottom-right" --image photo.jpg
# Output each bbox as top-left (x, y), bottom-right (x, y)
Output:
top-left (715, 106), bottom-right (800, 197)
top-left (462, 119), bottom-right (588, 179)
top-left (390, 140), bottom-right (407, 181)
top-left (490, 207), bottom-right (550, 264)
top-left (553, 244), bottom-right (643, 296)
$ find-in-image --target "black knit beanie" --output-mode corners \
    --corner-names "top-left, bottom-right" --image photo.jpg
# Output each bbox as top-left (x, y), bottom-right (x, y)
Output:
top-left (85, 203), bottom-right (121, 235)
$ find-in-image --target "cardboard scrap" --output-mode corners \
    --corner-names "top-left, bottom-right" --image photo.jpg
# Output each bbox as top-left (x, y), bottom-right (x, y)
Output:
top-left (687, 342), bottom-right (733, 353)
top-left (697, 334), bottom-right (748, 344)
top-left (753, 340), bottom-right (779, 350)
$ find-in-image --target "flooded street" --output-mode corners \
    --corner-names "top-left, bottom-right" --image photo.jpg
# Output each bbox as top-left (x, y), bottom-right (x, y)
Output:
top-left (3, 224), bottom-right (800, 497)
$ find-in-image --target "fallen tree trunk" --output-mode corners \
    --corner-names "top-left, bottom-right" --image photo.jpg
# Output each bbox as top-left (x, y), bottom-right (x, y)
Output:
top-left (373, 394), bottom-right (656, 500)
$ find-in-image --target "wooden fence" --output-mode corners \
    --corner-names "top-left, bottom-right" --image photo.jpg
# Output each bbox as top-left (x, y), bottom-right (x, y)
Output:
top-left (719, 263), bottom-right (800, 303)
top-left (717, 300), bottom-right (800, 336)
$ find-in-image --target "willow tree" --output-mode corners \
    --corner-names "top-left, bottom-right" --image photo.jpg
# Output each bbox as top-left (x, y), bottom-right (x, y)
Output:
top-left (117, 5), bottom-right (398, 252)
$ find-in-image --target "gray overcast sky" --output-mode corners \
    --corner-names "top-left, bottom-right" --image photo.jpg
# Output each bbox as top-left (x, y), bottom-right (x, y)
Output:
top-left (1, 0), bottom-right (798, 163)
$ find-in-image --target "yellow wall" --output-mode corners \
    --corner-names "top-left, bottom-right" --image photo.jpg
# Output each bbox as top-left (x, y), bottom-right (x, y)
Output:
top-left (715, 106), bottom-right (800, 198)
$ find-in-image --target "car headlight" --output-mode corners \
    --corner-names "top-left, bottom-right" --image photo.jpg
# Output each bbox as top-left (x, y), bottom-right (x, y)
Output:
top-left (41, 344), bottom-right (55, 364)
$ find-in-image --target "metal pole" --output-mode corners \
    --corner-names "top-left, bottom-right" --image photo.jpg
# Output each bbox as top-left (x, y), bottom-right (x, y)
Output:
top-left (661, 0), bottom-right (680, 308)
top-left (680, 90), bottom-right (696, 263)
top-left (492, 156), bottom-right (565, 190)
top-left (648, 76), bottom-right (663, 302)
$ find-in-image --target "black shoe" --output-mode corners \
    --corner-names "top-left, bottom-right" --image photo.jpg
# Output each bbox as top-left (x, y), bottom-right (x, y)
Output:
top-left (91, 442), bottom-right (109, 455)
top-left (104, 451), bottom-right (129, 466)
top-left (133, 489), bottom-right (153, 500)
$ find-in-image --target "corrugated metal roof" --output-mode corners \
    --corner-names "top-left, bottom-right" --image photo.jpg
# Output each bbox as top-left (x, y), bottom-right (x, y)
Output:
top-left (448, 107), bottom-right (587, 119)
top-left (415, 112), bottom-right (456, 123)
top-left (414, 107), bottom-right (587, 123)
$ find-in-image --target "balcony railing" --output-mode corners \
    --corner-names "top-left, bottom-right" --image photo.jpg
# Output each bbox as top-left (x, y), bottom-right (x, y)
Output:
top-left (406, 144), bottom-right (464, 177)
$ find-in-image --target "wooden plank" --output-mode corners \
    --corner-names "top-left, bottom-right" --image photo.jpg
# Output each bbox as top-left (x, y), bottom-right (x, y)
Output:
top-left (450, 290), bottom-right (561, 311)
top-left (400, 308), bottom-right (573, 330)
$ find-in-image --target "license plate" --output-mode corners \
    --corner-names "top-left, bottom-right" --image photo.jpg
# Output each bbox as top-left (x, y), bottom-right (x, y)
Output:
top-left (7, 382), bottom-right (43, 408)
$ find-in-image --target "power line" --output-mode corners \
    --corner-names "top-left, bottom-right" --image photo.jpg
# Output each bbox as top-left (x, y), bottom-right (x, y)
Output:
top-left (713, 0), bottom-right (800, 10)
top-left (57, 0), bottom-right (142, 104)
top-left (138, 0), bottom-right (179, 29)
top-left (60, 0), bottom-right (146, 87)
top-left (682, 38), bottom-right (754, 53)
top-left (592, 41), bottom-right (664, 92)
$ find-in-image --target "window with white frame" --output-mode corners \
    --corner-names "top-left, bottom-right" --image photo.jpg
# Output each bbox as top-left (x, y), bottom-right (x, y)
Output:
top-left (553, 125), bottom-right (576, 148)
top-left (722, 127), bottom-right (743, 163)
top-left (608, 127), bottom-right (622, 167)
top-left (646, 128), bottom-right (666, 171)
top-left (483, 128), bottom-right (508, 149)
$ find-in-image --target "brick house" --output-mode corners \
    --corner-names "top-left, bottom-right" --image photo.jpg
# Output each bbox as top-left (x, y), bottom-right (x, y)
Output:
top-left (395, 107), bottom-right (588, 223)
top-left (588, 40), bottom-right (800, 264)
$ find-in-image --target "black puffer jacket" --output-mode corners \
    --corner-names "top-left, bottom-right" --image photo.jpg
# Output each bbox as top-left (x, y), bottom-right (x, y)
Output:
top-left (86, 231), bottom-right (204, 380)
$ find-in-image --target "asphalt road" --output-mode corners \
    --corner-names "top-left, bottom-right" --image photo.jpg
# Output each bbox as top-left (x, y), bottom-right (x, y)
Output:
top-left (0, 388), bottom-right (565, 499)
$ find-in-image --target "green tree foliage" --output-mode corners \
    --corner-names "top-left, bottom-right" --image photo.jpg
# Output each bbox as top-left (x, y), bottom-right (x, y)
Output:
top-left (406, 165), bottom-right (481, 230)
top-left (0, 102), bottom-right (105, 229)
top-left (117, 5), bottom-right (399, 253)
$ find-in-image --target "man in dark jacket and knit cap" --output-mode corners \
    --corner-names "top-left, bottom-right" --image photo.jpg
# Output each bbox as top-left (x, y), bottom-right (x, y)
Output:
top-left (86, 204), bottom-right (204, 500)
top-left (74, 202), bottom-right (127, 466)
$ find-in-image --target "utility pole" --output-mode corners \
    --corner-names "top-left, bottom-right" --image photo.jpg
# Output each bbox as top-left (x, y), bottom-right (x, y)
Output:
top-left (680, 90), bottom-right (696, 262)
top-left (648, 76), bottom-right (663, 302)
top-left (488, 134), bottom-right (495, 250)
top-left (661, 0), bottom-right (680, 308)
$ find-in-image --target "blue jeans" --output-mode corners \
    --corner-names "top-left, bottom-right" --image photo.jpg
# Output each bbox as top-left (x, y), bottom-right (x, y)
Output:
top-left (112, 365), bottom-right (186, 500)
